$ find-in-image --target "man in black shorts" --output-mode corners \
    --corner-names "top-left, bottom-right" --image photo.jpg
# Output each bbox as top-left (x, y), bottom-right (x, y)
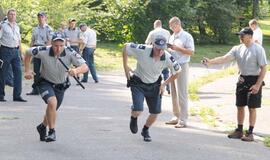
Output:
top-left (202, 27), bottom-right (267, 142)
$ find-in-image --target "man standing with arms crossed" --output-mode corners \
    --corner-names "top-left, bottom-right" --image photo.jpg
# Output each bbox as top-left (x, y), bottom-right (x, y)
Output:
top-left (165, 16), bottom-right (195, 128)
top-left (27, 11), bottom-right (52, 95)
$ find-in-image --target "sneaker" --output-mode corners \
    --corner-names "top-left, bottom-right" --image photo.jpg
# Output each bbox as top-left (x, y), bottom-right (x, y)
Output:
top-left (141, 129), bottom-right (152, 142)
top-left (129, 117), bottom-right (138, 134)
top-left (228, 129), bottom-right (243, 139)
top-left (45, 130), bottom-right (56, 142)
top-left (36, 124), bottom-right (46, 141)
top-left (241, 132), bottom-right (254, 142)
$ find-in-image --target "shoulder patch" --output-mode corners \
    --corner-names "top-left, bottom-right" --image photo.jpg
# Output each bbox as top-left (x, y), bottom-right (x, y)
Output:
top-left (130, 43), bottom-right (138, 48)
top-left (39, 46), bottom-right (47, 51)
top-left (67, 46), bottom-right (74, 52)
top-left (138, 45), bottom-right (146, 50)
top-left (32, 48), bottom-right (38, 55)
top-left (173, 63), bottom-right (180, 71)
top-left (169, 56), bottom-right (176, 63)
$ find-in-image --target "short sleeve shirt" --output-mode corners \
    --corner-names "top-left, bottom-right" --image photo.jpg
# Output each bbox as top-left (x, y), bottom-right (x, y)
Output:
top-left (64, 27), bottom-right (80, 46)
top-left (226, 43), bottom-right (267, 75)
top-left (27, 46), bottom-right (86, 84)
top-left (82, 28), bottom-right (96, 48)
top-left (169, 30), bottom-right (195, 64)
top-left (31, 24), bottom-right (53, 46)
top-left (126, 43), bottom-right (181, 83)
top-left (145, 27), bottom-right (171, 45)
top-left (0, 21), bottom-right (21, 47)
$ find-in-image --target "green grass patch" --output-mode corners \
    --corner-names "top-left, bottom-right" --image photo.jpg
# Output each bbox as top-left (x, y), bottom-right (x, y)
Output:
top-left (188, 67), bottom-right (237, 101)
top-left (264, 136), bottom-right (270, 148)
top-left (190, 106), bottom-right (218, 127)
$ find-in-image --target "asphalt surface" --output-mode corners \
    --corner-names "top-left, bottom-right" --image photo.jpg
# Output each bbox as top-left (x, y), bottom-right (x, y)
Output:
top-left (0, 66), bottom-right (270, 160)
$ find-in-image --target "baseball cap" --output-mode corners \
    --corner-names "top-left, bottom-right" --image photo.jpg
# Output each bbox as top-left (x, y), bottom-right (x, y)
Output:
top-left (236, 27), bottom-right (253, 36)
top-left (153, 35), bottom-right (167, 50)
top-left (37, 11), bottom-right (46, 17)
top-left (68, 18), bottom-right (76, 23)
top-left (79, 23), bottom-right (87, 29)
top-left (52, 32), bottom-right (65, 42)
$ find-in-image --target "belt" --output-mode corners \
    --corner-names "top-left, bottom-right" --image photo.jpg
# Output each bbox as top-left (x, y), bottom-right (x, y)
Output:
top-left (1, 45), bottom-right (19, 49)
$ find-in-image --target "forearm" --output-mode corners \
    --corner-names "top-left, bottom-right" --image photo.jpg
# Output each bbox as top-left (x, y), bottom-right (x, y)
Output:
top-left (75, 64), bottom-right (89, 74)
top-left (24, 54), bottom-right (32, 72)
top-left (256, 65), bottom-right (267, 86)
top-left (163, 73), bottom-right (178, 85)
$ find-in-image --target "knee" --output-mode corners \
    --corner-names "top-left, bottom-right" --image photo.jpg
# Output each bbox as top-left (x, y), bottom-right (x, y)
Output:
top-left (47, 97), bottom-right (57, 109)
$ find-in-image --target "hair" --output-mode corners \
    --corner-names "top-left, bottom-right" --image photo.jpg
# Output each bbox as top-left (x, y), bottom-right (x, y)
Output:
top-left (169, 16), bottom-right (181, 26)
top-left (7, 8), bottom-right (16, 15)
top-left (154, 20), bottom-right (162, 28)
top-left (249, 19), bottom-right (258, 26)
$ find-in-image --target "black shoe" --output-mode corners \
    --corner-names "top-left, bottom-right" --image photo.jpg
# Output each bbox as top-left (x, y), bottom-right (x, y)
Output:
top-left (0, 97), bottom-right (6, 102)
top-left (167, 90), bottom-right (170, 95)
top-left (26, 91), bottom-right (39, 95)
top-left (141, 129), bottom-right (152, 142)
top-left (45, 130), bottom-right (56, 142)
top-left (36, 124), bottom-right (47, 141)
top-left (81, 80), bottom-right (87, 83)
top-left (95, 80), bottom-right (99, 83)
top-left (13, 97), bottom-right (27, 102)
top-left (130, 116), bottom-right (138, 134)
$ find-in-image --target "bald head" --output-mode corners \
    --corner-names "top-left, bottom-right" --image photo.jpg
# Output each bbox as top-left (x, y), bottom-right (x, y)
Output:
top-left (154, 20), bottom-right (162, 29)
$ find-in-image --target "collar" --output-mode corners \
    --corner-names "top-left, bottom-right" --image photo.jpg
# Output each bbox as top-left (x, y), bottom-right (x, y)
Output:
top-left (49, 47), bottom-right (66, 57)
top-left (38, 24), bottom-right (48, 29)
top-left (68, 27), bottom-right (76, 31)
top-left (150, 49), bottom-right (165, 61)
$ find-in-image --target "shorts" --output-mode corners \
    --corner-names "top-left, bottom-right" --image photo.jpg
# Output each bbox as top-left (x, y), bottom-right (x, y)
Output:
top-left (38, 81), bottom-right (65, 110)
top-left (130, 76), bottom-right (162, 114)
top-left (235, 75), bottom-right (263, 108)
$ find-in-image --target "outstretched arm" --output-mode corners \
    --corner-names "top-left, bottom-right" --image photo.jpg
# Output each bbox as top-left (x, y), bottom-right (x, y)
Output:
top-left (202, 54), bottom-right (233, 66)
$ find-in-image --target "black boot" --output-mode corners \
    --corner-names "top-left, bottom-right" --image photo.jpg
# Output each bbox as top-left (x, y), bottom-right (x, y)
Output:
top-left (36, 123), bottom-right (46, 141)
top-left (45, 129), bottom-right (56, 142)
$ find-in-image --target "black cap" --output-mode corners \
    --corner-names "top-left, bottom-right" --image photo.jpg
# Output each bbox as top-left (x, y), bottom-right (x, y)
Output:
top-left (79, 23), bottom-right (87, 29)
top-left (236, 27), bottom-right (253, 36)
top-left (37, 11), bottom-right (46, 17)
top-left (52, 32), bottom-right (65, 42)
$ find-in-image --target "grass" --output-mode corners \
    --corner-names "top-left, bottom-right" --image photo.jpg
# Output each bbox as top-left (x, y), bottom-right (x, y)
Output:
top-left (264, 136), bottom-right (270, 147)
top-left (190, 106), bottom-right (218, 127)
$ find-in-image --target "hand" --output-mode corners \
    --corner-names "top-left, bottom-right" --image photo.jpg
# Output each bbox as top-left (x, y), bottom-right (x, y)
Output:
top-left (159, 83), bottom-right (166, 95)
top-left (249, 84), bottom-right (260, 94)
top-left (68, 69), bottom-right (77, 77)
top-left (24, 71), bottom-right (34, 80)
top-left (201, 57), bottom-right (210, 66)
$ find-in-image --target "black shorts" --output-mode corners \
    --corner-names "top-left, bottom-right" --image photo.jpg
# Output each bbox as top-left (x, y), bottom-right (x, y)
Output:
top-left (235, 75), bottom-right (263, 108)
top-left (38, 81), bottom-right (65, 110)
top-left (130, 75), bottom-right (162, 114)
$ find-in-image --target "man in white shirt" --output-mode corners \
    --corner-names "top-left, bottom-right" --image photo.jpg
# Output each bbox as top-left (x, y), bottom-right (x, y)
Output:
top-left (79, 23), bottom-right (98, 83)
top-left (249, 19), bottom-right (263, 45)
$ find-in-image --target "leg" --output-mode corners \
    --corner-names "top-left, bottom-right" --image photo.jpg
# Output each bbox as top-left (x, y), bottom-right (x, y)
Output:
top-left (162, 68), bottom-right (170, 94)
top-left (88, 48), bottom-right (98, 82)
top-left (11, 50), bottom-right (23, 99)
top-left (46, 96), bottom-right (57, 129)
top-left (82, 48), bottom-right (90, 82)
top-left (175, 63), bottom-right (189, 127)
top-left (165, 79), bottom-right (179, 124)
top-left (228, 106), bottom-right (245, 139)
top-left (0, 47), bottom-right (12, 100)
top-left (129, 85), bottom-right (144, 134)
top-left (5, 65), bottom-right (13, 87)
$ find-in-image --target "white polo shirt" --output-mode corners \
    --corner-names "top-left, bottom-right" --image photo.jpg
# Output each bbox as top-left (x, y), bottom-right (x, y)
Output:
top-left (82, 28), bottom-right (96, 48)
top-left (0, 21), bottom-right (21, 48)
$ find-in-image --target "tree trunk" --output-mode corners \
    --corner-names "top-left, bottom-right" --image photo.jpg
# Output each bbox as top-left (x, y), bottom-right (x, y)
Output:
top-left (252, 0), bottom-right (259, 18)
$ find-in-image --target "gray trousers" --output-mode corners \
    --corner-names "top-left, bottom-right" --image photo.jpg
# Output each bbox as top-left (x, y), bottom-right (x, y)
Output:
top-left (171, 63), bottom-right (189, 124)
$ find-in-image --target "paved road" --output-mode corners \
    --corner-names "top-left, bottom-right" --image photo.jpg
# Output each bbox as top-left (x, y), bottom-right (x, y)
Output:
top-left (0, 67), bottom-right (270, 160)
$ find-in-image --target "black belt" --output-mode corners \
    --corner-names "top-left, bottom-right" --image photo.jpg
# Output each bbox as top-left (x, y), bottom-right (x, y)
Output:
top-left (1, 45), bottom-right (19, 49)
